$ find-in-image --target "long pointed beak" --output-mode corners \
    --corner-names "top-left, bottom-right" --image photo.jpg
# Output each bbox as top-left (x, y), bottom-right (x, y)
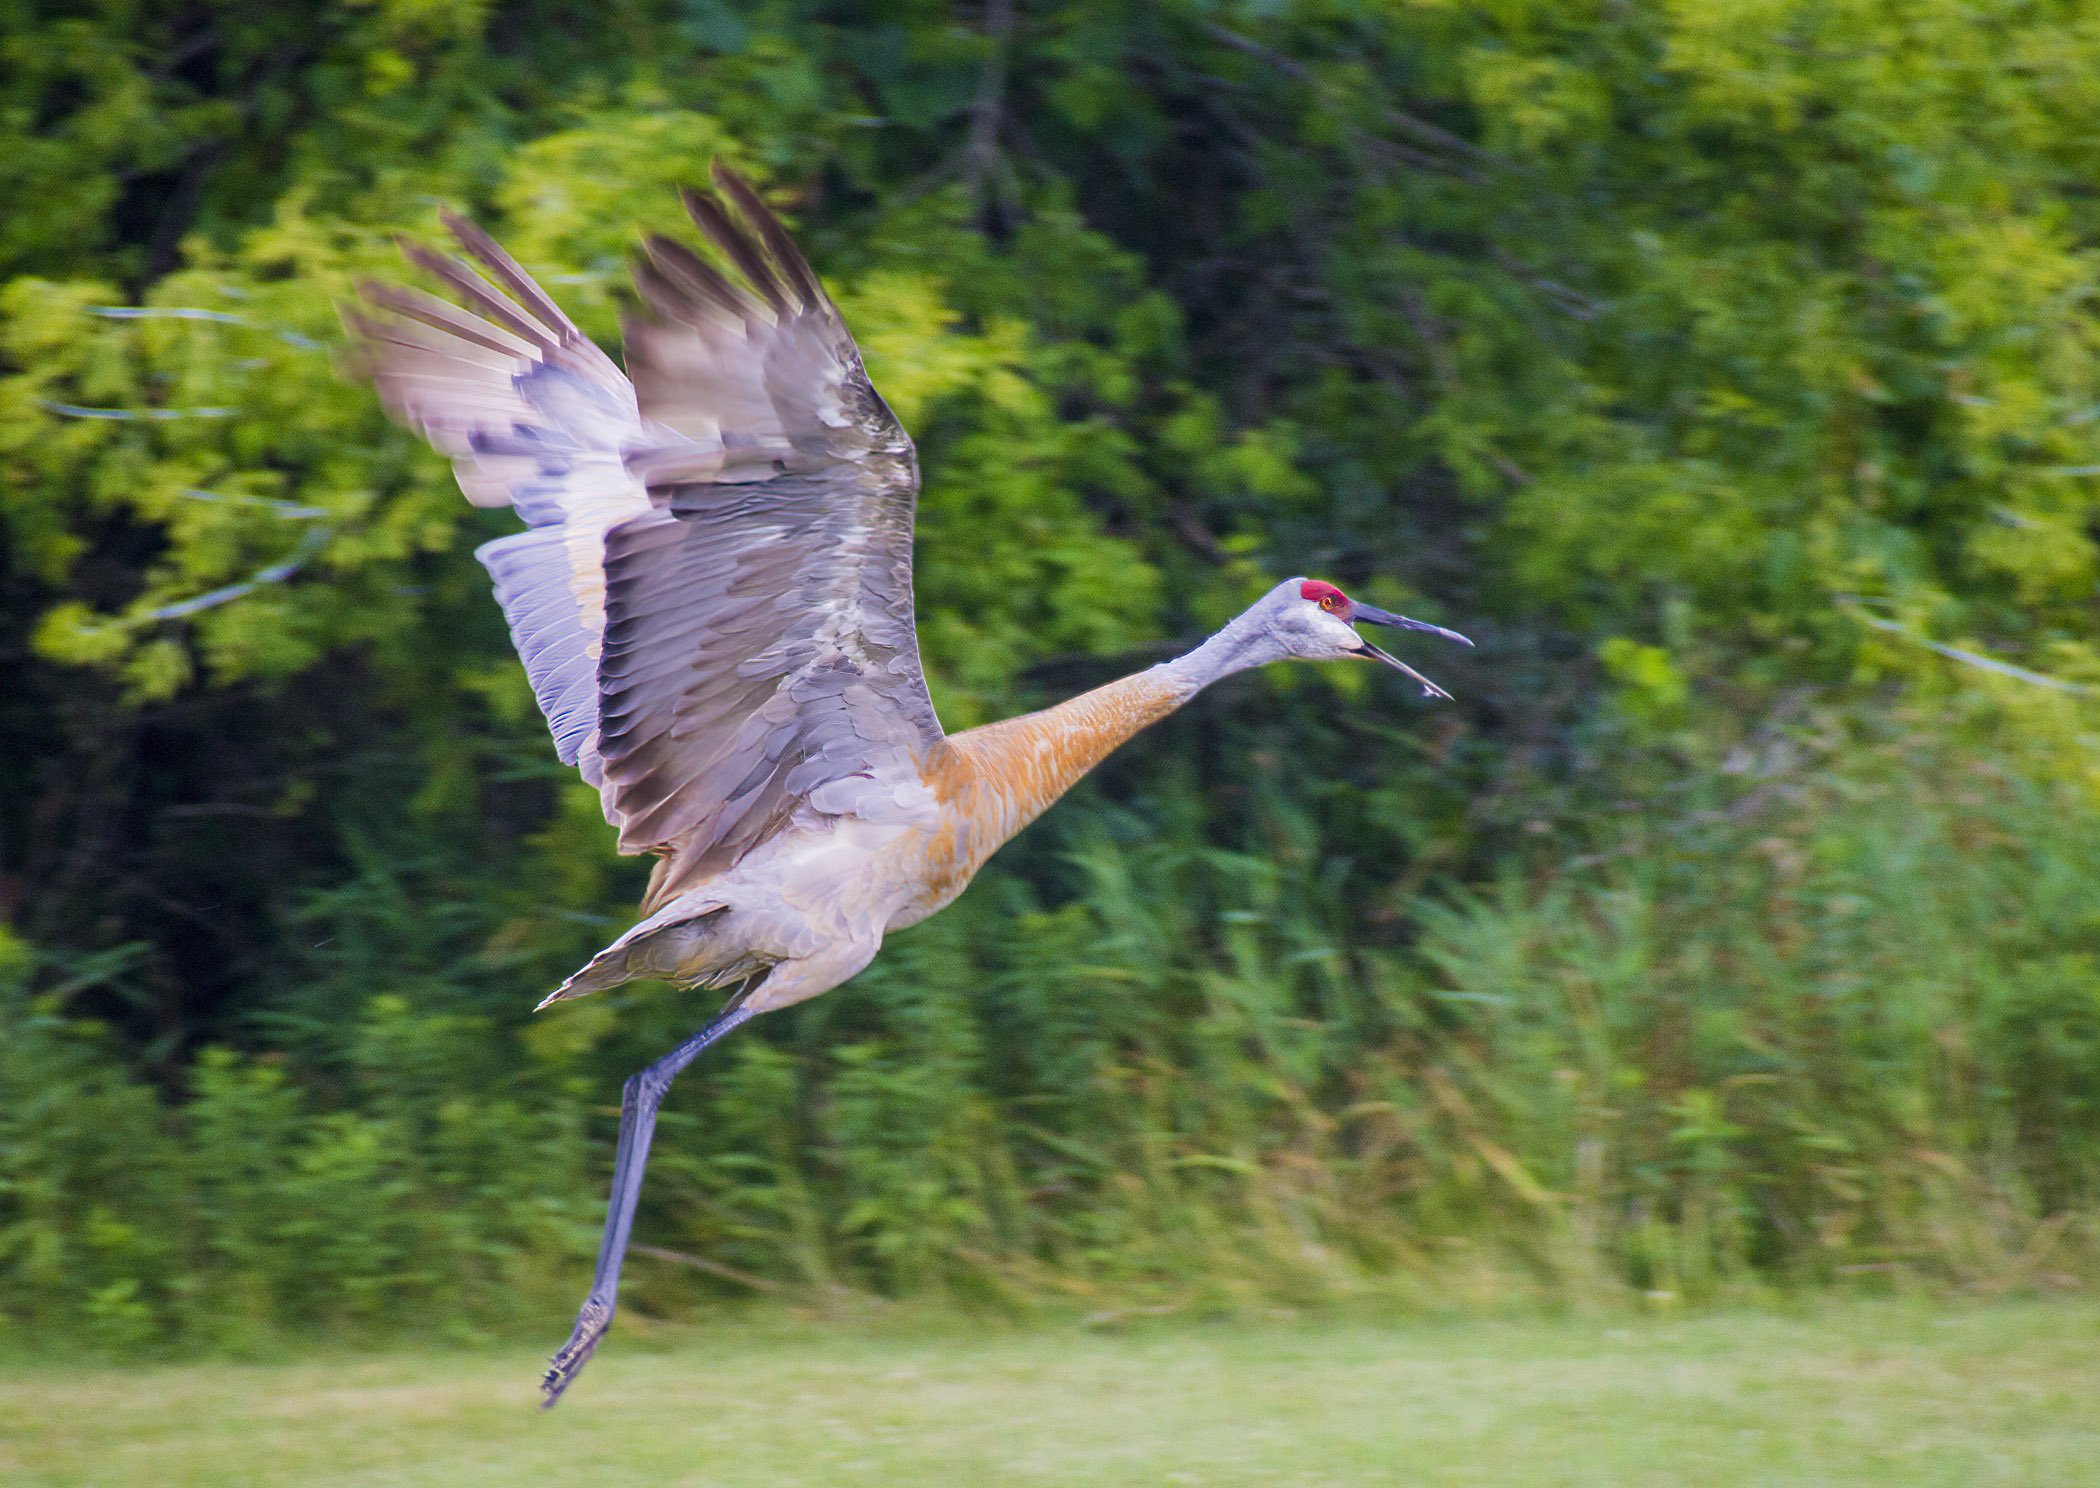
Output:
top-left (1349, 604), bottom-right (1471, 701)
top-left (1352, 603), bottom-right (1474, 648)
top-left (1355, 640), bottom-right (1454, 700)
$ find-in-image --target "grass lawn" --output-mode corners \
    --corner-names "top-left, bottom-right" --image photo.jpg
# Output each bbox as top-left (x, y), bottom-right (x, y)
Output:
top-left (5, 1297), bottom-right (2097, 1486)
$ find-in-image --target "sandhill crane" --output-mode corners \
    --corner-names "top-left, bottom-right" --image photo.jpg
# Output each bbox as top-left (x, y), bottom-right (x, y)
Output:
top-left (348, 164), bottom-right (1470, 1405)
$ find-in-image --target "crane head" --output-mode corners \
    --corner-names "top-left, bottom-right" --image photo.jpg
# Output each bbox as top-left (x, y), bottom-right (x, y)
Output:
top-left (1266, 577), bottom-right (1473, 700)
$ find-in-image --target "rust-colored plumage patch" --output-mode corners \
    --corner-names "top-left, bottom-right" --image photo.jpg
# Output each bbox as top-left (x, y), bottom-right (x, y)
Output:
top-left (944, 670), bottom-right (1185, 815)
top-left (900, 669), bottom-right (1191, 912)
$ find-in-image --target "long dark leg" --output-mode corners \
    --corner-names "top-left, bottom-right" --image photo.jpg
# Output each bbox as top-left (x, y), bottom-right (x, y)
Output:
top-left (541, 998), bottom-right (760, 1407)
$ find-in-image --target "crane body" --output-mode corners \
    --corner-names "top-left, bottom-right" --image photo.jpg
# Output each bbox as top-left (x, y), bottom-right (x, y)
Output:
top-left (559, 652), bottom-right (1207, 1008)
top-left (347, 166), bottom-right (1469, 1404)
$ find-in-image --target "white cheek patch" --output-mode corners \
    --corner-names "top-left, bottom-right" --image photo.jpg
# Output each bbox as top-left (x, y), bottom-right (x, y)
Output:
top-left (1312, 612), bottom-right (1364, 654)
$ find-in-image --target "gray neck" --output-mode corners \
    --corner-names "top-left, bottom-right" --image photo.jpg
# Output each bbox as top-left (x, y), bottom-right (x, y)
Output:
top-left (1152, 610), bottom-right (1277, 698)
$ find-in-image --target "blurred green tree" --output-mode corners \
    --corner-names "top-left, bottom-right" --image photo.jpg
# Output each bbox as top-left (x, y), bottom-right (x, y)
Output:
top-left (2, 1), bottom-right (2097, 1346)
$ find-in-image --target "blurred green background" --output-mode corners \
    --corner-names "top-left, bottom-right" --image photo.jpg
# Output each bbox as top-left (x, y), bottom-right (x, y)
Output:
top-left (4, 0), bottom-right (2099, 1381)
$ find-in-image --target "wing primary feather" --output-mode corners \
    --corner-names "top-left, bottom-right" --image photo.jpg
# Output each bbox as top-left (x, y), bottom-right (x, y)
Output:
top-left (355, 280), bottom-right (536, 359)
top-left (711, 164), bottom-right (825, 308)
top-left (628, 255), bottom-right (697, 328)
top-left (680, 184), bottom-right (788, 314)
top-left (640, 234), bottom-right (747, 318)
top-left (340, 305), bottom-right (512, 379)
top-left (631, 253), bottom-right (740, 334)
top-left (396, 238), bottom-right (561, 353)
top-left (437, 211), bottom-right (572, 332)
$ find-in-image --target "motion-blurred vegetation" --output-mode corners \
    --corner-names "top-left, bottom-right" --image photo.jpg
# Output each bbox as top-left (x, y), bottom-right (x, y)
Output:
top-left (3, 0), bottom-right (2098, 1351)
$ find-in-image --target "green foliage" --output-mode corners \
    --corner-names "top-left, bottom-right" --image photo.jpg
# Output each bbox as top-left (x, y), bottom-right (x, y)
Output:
top-left (0, 961), bottom-right (589, 1350)
top-left (6, 709), bottom-right (2099, 1348)
top-left (4, 2), bottom-right (2100, 1350)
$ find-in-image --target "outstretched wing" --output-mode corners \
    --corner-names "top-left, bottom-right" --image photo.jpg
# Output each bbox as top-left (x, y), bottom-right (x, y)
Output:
top-left (348, 166), bottom-right (944, 877)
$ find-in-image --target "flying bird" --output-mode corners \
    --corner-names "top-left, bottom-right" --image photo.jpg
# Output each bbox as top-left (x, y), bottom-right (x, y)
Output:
top-left (347, 164), bottom-right (1470, 1406)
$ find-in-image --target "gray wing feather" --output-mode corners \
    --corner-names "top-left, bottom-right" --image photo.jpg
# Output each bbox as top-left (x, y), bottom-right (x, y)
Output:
top-left (349, 165), bottom-right (943, 876)
top-left (477, 528), bottom-right (605, 768)
top-left (347, 257), bottom-right (662, 784)
top-left (596, 474), bottom-right (935, 867)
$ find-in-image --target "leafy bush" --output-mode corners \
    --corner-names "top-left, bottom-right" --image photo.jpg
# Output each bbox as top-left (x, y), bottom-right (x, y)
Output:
top-left (6, 707), bottom-right (2096, 1349)
top-left (0, 957), bottom-right (590, 1352)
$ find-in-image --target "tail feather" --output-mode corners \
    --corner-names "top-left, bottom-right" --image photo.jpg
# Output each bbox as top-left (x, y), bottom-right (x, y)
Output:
top-left (536, 904), bottom-right (768, 1010)
top-left (535, 951), bottom-right (632, 1010)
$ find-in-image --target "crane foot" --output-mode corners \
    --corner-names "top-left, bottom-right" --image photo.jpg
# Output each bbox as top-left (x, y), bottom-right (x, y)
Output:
top-left (540, 1295), bottom-right (613, 1409)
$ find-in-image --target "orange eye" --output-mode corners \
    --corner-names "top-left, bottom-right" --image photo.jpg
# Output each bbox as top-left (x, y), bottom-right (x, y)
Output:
top-left (1320, 594), bottom-right (1344, 613)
